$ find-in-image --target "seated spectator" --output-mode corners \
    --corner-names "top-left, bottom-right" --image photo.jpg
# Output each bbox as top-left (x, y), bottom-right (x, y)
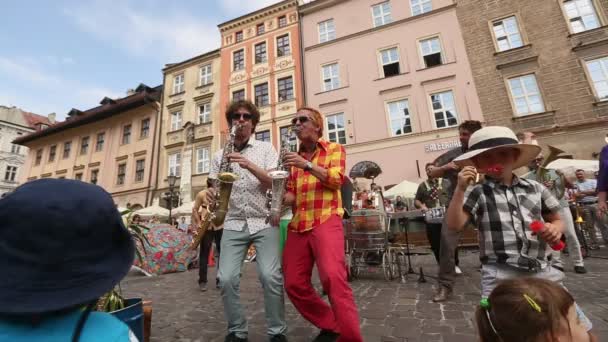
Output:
top-left (0, 179), bottom-right (138, 341)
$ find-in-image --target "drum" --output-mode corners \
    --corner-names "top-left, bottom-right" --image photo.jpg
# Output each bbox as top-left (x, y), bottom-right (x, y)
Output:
top-left (351, 209), bottom-right (386, 231)
top-left (424, 207), bottom-right (446, 224)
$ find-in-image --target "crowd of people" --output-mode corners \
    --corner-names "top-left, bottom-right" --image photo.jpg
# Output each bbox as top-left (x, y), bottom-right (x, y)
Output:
top-left (0, 97), bottom-right (606, 342)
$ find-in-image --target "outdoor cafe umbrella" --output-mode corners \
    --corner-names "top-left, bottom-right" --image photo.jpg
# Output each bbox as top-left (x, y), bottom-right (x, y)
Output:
top-left (133, 223), bottom-right (197, 275)
top-left (383, 179), bottom-right (420, 199)
top-left (174, 201), bottom-right (194, 216)
top-left (135, 204), bottom-right (170, 218)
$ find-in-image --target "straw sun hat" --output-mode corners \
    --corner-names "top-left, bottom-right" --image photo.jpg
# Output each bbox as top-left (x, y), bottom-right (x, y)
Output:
top-left (453, 126), bottom-right (541, 169)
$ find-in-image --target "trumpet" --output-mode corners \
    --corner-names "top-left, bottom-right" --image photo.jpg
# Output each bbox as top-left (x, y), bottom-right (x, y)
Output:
top-left (191, 124), bottom-right (241, 250)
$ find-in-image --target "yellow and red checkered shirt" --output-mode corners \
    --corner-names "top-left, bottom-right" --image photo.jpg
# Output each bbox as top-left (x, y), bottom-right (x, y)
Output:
top-left (286, 139), bottom-right (345, 232)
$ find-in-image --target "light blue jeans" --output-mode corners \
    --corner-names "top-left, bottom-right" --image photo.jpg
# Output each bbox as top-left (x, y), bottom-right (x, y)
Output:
top-left (481, 263), bottom-right (592, 331)
top-left (218, 223), bottom-right (286, 338)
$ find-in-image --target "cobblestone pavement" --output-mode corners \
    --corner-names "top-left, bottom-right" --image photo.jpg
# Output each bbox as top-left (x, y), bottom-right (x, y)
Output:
top-left (123, 248), bottom-right (608, 342)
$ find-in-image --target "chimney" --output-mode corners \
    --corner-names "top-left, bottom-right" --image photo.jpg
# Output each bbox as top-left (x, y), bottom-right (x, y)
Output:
top-left (48, 113), bottom-right (56, 124)
top-left (126, 89), bottom-right (136, 96)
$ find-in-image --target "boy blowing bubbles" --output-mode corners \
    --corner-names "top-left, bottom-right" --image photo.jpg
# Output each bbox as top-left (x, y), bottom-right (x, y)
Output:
top-left (446, 126), bottom-right (592, 330)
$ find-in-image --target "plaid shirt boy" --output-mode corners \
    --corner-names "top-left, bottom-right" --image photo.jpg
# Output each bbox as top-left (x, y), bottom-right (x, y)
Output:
top-left (463, 176), bottom-right (561, 271)
top-left (286, 139), bottom-right (345, 232)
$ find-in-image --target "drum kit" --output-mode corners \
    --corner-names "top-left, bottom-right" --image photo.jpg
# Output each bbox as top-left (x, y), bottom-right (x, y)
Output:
top-left (347, 161), bottom-right (428, 283)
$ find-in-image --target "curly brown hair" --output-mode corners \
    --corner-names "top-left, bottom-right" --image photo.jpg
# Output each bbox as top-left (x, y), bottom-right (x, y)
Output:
top-left (225, 99), bottom-right (260, 133)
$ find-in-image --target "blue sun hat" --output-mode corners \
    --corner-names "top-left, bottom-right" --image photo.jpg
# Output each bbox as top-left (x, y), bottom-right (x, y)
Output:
top-left (0, 179), bottom-right (134, 314)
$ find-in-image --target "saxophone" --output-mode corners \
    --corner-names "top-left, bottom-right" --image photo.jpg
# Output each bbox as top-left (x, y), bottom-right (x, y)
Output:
top-left (265, 127), bottom-right (293, 224)
top-left (191, 124), bottom-right (241, 250)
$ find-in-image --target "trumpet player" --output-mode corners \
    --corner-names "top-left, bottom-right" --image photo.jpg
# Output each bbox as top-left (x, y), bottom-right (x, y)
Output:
top-left (207, 100), bottom-right (287, 342)
top-left (192, 178), bottom-right (223, 291)
top-left (279, 107), bottom-right (362, 342)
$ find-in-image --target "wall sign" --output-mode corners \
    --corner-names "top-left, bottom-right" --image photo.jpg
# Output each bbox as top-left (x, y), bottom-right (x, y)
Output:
top-left (424, 140), bottom-right (461, 153)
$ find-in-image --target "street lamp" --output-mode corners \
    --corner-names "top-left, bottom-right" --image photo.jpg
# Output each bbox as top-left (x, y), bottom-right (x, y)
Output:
top-left (167, 174), bottom-right (177, 224)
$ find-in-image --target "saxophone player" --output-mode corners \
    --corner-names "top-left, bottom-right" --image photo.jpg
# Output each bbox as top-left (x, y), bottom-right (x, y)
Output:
top-left (280, 107), bottom-right (363, 342)
top-left (192, 178), bottom-right (223, 291)
top-left (206, 100), bottom-right (287, 342)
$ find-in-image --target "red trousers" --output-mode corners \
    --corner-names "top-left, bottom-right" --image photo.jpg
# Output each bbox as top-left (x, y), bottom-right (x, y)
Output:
top-left (283, 215), bottom-right (363, 342)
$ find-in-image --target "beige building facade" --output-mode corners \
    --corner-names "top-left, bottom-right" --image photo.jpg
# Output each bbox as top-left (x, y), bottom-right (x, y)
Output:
top-left (14, 85), bottom-right (162, 209)
top-left (157, 50), bottom-right (222, 206)
top-left (300, 0), bottom-right (483, 187)
top-left (455, 0), bottom-right (608, 159)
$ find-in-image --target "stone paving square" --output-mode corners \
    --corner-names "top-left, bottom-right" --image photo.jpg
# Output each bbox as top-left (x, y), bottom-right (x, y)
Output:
top-left (124, 249), bottom-right (608, 342)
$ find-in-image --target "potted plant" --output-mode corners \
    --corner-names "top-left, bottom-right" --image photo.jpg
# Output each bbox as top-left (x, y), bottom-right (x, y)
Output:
top-left (96, 210), bottom-right (152, 342)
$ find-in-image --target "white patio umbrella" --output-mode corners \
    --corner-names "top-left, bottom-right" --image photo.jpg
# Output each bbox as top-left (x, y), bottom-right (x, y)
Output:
top-left (546, 159), bottom-right (599, 176)
top-left (135, 204), bottom-right (170, 218)
top-left (383, 179), bottom-right (420, 199)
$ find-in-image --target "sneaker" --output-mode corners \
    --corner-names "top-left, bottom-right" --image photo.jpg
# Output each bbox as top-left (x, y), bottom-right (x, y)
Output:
top-left (574, 266), bottom-right (588, 274)
top-left (270, 334), bottom-right (288, 342)
top-left (455, 266), bottom-right (463, 275)
top-left (432, 286), bottom-right (452, 302)
top-left (312, 330), bottom-right (339, 342)
top-left (199, 282), bottom-right (208, 292)
top-left (224, 333), bottom-right (248, 342)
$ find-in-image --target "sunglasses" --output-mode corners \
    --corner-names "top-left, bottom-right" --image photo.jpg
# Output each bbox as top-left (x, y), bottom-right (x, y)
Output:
top-left (291, 116), bottom-right (310, 125)
top-left (230, 112), bottom-right (253, 121)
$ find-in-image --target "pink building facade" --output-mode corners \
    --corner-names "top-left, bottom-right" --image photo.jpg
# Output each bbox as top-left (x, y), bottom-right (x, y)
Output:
top-left (300, 0), bottom-right (483, 187)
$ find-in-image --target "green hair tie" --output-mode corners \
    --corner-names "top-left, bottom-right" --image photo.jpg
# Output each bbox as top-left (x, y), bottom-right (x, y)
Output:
top-left (480, 298), bottom-right (490, 309)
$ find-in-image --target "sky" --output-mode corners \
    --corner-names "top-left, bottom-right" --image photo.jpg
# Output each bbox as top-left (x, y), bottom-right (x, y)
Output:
top-left (0, 0), bottom-right (278, 120)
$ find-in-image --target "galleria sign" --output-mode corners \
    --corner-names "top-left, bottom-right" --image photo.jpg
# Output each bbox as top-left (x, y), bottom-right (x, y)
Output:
top-left (424, 140), bottom-right (461, 153)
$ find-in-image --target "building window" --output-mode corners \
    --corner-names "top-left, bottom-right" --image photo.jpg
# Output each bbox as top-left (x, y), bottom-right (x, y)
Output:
top-left (276, 34), bottom-right (291, 57)
top-left (233, 89), bottom-right (245, 101)
top-left (326, 113), bottom-right (347, 144)
top-left (280, 126), bottom-right (297, 152)
top-left (35, 149), bottom-right (42, 165)
top-left (492, 16), bottom-right (523, 52)
top-left (255, 42), bottom-right (267, 63)
top-left (90, 169), bottom-right (99, 185)
top-left (411, 0), bottom-right (432, 16)
top-left (140, 118), bottom-right (150, 139)
top-left (563, 0), bottom-right (600, 33)
top-left (49, 145), bottom-right (57, 162)
top-left (254, 82), bottom-right (269, 107)
top-left (75, 173), bottom-right (83, 181)
top-left (278, 15), bottom-right (287, 28)
top-left (122, 124), bottom-right (131, 144)
top-left (318, 19), bottom-right (336, 43)
top-left (257, 23), bottom-right (265, 35)
top-left (277, 76), bottom-right (294, 101)
top-left (372, 2), bottom-right (392, 27)
top-left (233, 49), bottom-right (244, 71)
top-left (116, 163), bottom-right (126, 185)
top-left (95, 132), bottom-right (105, 152)
top-left (173, 74), bottom-right (184, 94)
top-left (63, 141), bottom-right (71, 159)
top-left (586, 57), bottom-right (608, 100)
top-left (255, 130), bottom-right (271, 142)
top-left (10, 144), bottom-right (20, 154)
top-left (420, 37), bottom-right (443, 68)
top-left (80, 136), bottom-right (89, 155)
top-left (431, 90), bottom-right (459, 128)
top-left (508, 74), bottom-right (545, 116)
top-left (171, 111), bottom-right (182, 131)
top-left (235, 30), bottom-right (243, 43)
top-left (198, 103), bottom-right (211, 124)
top-left (196, 147), bottom-right (210, 174)
top-left (322, 63), bottom-right (340, 91)
top-left (380, 47), bottom-right (400, 77)
top-left (135, 159), bottom-right (145, 182)
top-left (388, 100), bottom-right (412, 136)
top-left (168, 153), bottom-right (181, 177)
top-left (200, 64), bottom-right (212, 86)
top-left (4, 166), bottom-right (17, 182)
